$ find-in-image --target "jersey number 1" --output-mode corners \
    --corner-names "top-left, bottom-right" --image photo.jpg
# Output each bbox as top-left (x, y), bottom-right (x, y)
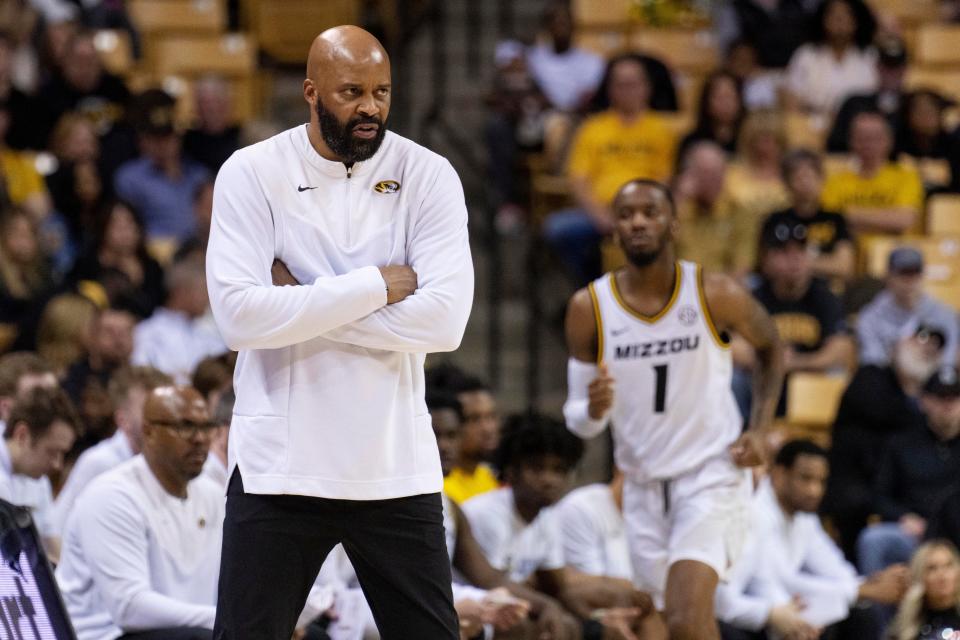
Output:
top-left (653, 364), bottom-right (668, 413)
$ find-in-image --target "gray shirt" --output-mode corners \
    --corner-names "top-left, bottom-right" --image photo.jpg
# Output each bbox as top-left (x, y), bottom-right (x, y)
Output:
top-left (857, 291), bottom-right (958, 365)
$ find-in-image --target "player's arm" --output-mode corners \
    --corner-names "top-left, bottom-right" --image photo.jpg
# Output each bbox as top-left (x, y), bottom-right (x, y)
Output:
top-left (562, 288), bottom-right (613, 439)
top-left (703, 271), bottom-right (784, 462)
top-left (206, 153), bottom-right (391, 350)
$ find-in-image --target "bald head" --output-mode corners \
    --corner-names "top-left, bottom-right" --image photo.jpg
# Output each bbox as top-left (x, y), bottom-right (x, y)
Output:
top-left (143, 385), bottom-right (209, 426)
top-left (142, 385), bottom-right (213, 490)
top-left (303, 26), bottom-right (391, 164)
top-left (307, 26), bottom-right (389, 80)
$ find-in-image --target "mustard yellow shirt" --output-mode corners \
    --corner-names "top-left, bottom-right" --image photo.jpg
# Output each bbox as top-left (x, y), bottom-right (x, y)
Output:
top-left (822, 163), bottom-right (924, 218)
top-left (443, 464), bottom-right (500, 505)
top-left (676, 195), bottom-right (755, 274)
top-left (566, 110), bottom-right (676, 205)
top-left (0, 150), bottom-right (46, 206)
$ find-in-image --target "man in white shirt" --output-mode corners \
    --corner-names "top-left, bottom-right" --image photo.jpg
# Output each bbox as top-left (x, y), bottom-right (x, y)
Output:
top-left (0, 352), bottom-right (58, 424)
top-left (206, 25), bottom-right (473, 640)
top-left (132, 251), bottom-right (226, 384)
top-left (463, 414), bottom-right (653, 639)
top-left (556, 471), bottom-right (632, 581)
top-left (716, 440), bottom-right (907, 639)
top-left (52, 366), bottom-right (173, 535)
top-left (0, 386), bottom-right (79, 563)
top-left (56, 385), bottom-right (223, 640)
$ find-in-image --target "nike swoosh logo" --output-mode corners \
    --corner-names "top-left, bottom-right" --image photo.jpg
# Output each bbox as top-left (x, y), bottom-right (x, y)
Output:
top-left (297, 185), bottom-right (317, 192)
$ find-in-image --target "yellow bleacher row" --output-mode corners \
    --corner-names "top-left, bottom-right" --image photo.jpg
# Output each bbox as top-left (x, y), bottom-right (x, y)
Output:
top-left (90, 0), bottom-right (363, 127)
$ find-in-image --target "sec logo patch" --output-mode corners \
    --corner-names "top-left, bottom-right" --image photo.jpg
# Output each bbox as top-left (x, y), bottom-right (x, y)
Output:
top-left (373, 180), bottom-right (401, 194)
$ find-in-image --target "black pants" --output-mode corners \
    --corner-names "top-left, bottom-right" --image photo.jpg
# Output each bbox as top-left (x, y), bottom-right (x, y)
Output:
top-left (119, 629), bottom-right (212, 640)
top-left (212, 470), bottom-right (458, 640)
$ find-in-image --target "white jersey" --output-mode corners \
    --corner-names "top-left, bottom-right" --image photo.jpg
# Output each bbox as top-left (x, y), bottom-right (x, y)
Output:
top-left (590, 260), bottom-right (741, 482)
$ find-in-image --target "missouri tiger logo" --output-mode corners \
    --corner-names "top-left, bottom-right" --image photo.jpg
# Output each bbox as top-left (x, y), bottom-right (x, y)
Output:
top-left (374, 180), bottom-right (401, 194)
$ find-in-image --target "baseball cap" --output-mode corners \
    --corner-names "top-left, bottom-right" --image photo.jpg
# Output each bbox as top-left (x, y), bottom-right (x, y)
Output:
top-left (877, 36), bottom-right (908, 68)
top-left (760, 218), bottom-right (807, 249)
top-left (923, 366), bottom-right (960, 398)
top-left (914, 324), bottom-right (947, 351)
top-left (130, 89), bottom-right (177, 135)
top-left (888, 247), bottom-right (923, 275)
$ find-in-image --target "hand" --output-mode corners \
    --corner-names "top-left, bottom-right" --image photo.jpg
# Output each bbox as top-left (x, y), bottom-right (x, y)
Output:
top-left (535, 601), bottom-right (580, 640)
top-left (456, 599), bottom-right (485, 640)
top-left (768, 601), bottom-right (820, 640)
top-left (588, 363), bottom-right (615, 420)
top-left (380, 265), bottom-right (418, 304)
top-left (899, 513), bottom-right (927, 539)
top-left (598, 607), bottom-right (641, 640)
top-left (290, 628), bottom-right (306, 640)
top-left (782, 346), bottom-right (799, 372)
top-left (480, 589), bottom-right (530, 631)
top-left (730, 431), bottom-right (766, 468)
top-left (860, 564), bottom-right (909, 605)
top-left (272, 259), bottom-right (300, 286)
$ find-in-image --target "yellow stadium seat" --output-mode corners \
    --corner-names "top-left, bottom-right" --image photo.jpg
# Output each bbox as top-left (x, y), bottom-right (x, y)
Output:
top-left (573, 29), bottom-right (628, 58)
top-left (915, 25), bottom-right (960, 68)
top-left (786, 373), bottom-right (848, 429)
top-left (149, 34), bottom-right (256, 78)
top-left (659, 112), bottom-right (695, 139)
top-left (860, 234), bottom-right (960, 309)
top-left (128, 0), bottom-right (224, 34)
top-left (867, 0), bottom-right (940, 25)
top-left (244, 0), bottom-right (359, 64)
top-left (93, 30), bottom-right (134, 77)
top-left (905, 68), bottom-right (960, 103)
top-left (572, 0), bottom-right (632, 28)
top-left (928, 195), bottom-right (960, 237)
top-left (629, 28), bottom-right (718, 75)
top-left (785, 113), bottom-right (828, 151)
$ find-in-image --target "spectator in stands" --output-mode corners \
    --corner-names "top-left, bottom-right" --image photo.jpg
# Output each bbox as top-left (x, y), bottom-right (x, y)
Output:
top-left (764, 149), bottom-right (855, 282)
top-left (724, 109), bottom-right (791, 257)
top-left (56, 385), bottom-right (222, 640)
top-left (678, 70), bottom-right (745, 161)
top-left (858, 248), bottom-right (958, 367)
top-left (114, 89), bottom-right (211, 244)
top-left (37, 29), bottom-right (129, 144)
top-left (784, 0), bottom-right (879, 117)
top-left (68, 200), bottom-right (166, 318)
top-left (822, 110), bottom-right (924, 234)
top-left (36, 292), bottom-right (98, 376)
top-left (190, 352), bottom-right (234, 414)
top-left (0, 386), bottom-right (79, 562)
top-left (525, 2), bottom-right (604, 115)
top-left (61, 305), bottom-right (135, 408)
top-left (0, 30), bottom-right (41, 149)
top-left (463, 413), bottom-right (653, 638)
top-left (183, 76), bottom-right (241, 175)
top-left (188, 180), bottom-right (214, 249)
top-left (857, 366), bottom-right (960, 574)
top-left (714, 0), bottom-right (818, 69)
top-left (827, 35), bottom-right (908, 153)
top-left (717, 440), bottom-right (906, 640)
top-left (887, 540), bottom-right (960, 640)
top-left (0, 101), bottom-right (53, 221)
top-left (737, 217), bottom-right (854, 415)
top-left (0, 351), bottom-right (57, 423)
top-left (46, 112), bottom-right (106, 249)
top-left (201, 388), bottom-right (231, 489)
top-left (673, 141), bottom-right (752, 275)
top-left (442, 370), bottom-right (501, 505)
top-left (724, 38), bottom-right (779, 110)
top-left (895, 90), bottom-right (960, 193)
top-left (928, 490), bottom-right (960, 552)
top-left (545, 55), bottom-right (676, 284)
top-left (52, 365), bottom-right (172, 535)
top-left (0, 210), bottom-right (55, 351)
top-left (556, 469), bottom-right (631, 581)
top-left (132, 251), bottom-right (224, 384)
top-left (823, 327), bottom-right (942, 559)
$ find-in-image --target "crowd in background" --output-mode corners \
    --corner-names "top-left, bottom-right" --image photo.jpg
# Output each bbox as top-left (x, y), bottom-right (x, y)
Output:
top-left (0, 0), bottom-right (959, 639)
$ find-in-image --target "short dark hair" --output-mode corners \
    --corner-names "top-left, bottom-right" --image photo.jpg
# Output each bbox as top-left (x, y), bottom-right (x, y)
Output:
top-left (214, 388), bottom-right (235, 426)
top-left (424, 362), bottom-right (489, 395)
top-left (613, 178), bottom-right (676, 216)
top-left (781, 148), bottom-right (824, 182)
top-left (0, 353), bottom-right (53, 398)
top-left (494, 412), bottom-right (584, 479)
top-left (5, 387), bottom-right (81, 440)
top-left (812, 0), bottom-right (877, 50)
top-left (191, 353), bottom-right (235, 399)
top-left (108, 366), bottom-right (173, 407)
top-left (425, 390), bottom-right (464, 422)
top-left (774, 439), bottom-right (828, 469)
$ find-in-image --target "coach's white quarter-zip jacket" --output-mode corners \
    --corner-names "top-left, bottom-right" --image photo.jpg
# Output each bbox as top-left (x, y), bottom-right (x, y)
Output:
top-left (206, 125), bottom-right (474, 500)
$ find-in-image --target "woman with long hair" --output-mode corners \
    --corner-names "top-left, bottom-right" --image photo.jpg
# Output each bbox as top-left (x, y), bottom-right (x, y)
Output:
top-left (678, 70), bottom-right (745, 161)
top-left (888, 540), bottom-right (960, 640)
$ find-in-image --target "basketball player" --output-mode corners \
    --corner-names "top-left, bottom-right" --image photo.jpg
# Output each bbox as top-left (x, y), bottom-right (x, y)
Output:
top-left (563, 179), bottom-right (785, 640)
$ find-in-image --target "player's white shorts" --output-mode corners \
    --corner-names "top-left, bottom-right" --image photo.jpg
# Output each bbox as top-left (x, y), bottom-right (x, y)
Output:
top-left (623, 454), bottom-right (751, 609)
